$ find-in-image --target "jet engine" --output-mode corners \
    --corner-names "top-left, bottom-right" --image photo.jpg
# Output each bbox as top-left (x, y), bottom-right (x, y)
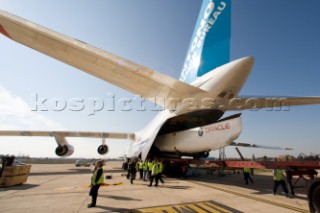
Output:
top-left (97, 144), bottom-right (108, 155)
top-left (54, 135), bottom-right (74, 157)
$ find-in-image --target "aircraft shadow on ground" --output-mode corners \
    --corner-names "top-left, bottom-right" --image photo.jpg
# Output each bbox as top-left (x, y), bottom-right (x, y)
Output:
top-left (186, 172), bottom-right (307, 201)
top-left (29, 168), bottom-right (127, 176)
top-left (29, 168), bottom-right (92, 176)
top-left (100, 194), bottom-right (142, 201)
top-left (160, 185), bottom-right (192, 190)
top-left (94, 206), bottom-right (140, 212)
top-left (0, 184), bottom-right (40, 191)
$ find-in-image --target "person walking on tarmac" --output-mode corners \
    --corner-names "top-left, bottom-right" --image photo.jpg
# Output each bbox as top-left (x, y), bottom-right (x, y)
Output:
top-left (138, 160), bottom-right (143, 179)
top-left (243, 167), bottom-right (254, 184)
top-left (143, 160), bottom-right (149, 181)
top-left (158, 160), bottom-right (164, 184)
top-left (149, 161), bottom-right (159, 187)
top-left (273, 168), bottom-right (289, 197)
top-left (126, 160), bottom-right (131, 179)
top-left (147, 160), bottom-right (154, 181)
top-left (88, 160), bottom-right (104, 208)
top-left (129, 159), bottom-right (137, 184)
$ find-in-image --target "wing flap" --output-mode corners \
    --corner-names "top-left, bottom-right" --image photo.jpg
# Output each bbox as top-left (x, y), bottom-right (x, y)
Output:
top-left (0, 10), bottom-right (205, 109)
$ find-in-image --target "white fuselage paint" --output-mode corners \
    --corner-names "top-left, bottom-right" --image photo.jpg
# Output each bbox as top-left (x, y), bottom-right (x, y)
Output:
top-left (154, 116), bottom-right (241, 153)
top-left (128, 57), bottom-right (254, 160)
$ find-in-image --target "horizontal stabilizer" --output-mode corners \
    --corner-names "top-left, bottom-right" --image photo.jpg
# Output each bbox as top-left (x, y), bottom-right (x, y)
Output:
top-left (230, 142), bottom-right (293, 150)
top-left (224, 96), bottom-right (320, 111)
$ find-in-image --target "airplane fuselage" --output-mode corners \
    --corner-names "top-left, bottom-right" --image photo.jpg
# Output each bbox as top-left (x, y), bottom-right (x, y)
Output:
top-left (129, 57), bottom-right (254, 160)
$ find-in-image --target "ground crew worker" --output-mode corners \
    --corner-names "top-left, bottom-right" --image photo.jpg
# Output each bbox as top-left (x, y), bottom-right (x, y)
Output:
top-left (273, 169), bottom-right (289, 196)
top-left (158, 160), bottom-right (164, 184)
top-left (147, 160), bottom-right (154, 181)
top-left (126, 161), bottom-right (131, 179)
top-left (88, 160), bottom-right (104, 208)
top-left (149, 161), bottom-right (159, 187)
top-left (129, 159), bottom-right (137, 184)
top-left (143, 160), bottom-right (149, 181)
top-left (243, 167), bottom-right (254, 184)
top-left (138, 160), bottom-right (143, 179)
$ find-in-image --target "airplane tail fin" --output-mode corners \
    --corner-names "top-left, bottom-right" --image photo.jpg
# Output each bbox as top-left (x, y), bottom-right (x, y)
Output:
top-left (180, 0), bottom-right (231, 83)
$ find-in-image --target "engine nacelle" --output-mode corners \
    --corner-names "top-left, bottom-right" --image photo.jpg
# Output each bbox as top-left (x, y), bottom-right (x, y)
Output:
top-left (97, 145), bottom-right (108, 155)
top-left (55, 144), bottom-right (74, 157)
top-left (54, 135), bottom-right (74, 157)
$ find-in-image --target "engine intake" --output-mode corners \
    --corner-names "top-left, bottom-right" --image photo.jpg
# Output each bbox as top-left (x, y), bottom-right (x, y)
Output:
top-left (98, 145), bottom-right (108, 155)
top-left (55, 144), bottom-right (74, 157)
top-left (54, 135), bottom-right (74, 157)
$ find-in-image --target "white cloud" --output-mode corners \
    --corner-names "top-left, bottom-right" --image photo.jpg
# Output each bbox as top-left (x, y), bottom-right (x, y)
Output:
top-left (0, 85), bottom-right (62, 130)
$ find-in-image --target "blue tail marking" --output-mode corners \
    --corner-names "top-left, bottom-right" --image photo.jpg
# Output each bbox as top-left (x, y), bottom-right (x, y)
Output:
top-left (180, 0), bottom-right (231, 83)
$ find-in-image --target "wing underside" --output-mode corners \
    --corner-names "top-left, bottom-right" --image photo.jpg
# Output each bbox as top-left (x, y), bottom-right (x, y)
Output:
top-left (0, 10), bottom-right (204, 110)
top-left (0, 130), bottom-right (135, 140)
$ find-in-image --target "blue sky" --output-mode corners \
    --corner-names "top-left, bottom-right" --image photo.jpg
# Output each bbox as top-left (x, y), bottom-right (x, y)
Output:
top-left (0, 0), bottom-right (319, 158)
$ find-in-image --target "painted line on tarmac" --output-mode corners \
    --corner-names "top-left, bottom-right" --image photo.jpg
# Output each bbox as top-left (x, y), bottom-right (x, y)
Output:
top-left (121, 200), bottom-right (243, 213)
top-left (189, 181), bottom-right (309, 213)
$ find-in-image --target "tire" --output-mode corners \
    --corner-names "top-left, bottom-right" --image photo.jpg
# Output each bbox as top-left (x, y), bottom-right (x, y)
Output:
top-left (311, 184), bottom-right (320, 213)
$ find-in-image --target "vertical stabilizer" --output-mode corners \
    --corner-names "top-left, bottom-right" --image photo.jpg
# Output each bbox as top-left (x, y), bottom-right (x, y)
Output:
top-left (180, 0), bottom-right (231, 83)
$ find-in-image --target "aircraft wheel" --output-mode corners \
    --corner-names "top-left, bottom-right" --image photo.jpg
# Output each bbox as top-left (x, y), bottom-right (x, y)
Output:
top-left (311, 184), bottom-right (320, 212)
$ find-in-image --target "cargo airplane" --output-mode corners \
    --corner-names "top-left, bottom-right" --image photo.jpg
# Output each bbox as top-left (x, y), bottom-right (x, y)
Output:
top-left (0, 0), bottom-right (319, 160)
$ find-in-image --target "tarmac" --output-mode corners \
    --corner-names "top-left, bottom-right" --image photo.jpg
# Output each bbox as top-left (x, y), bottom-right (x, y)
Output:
top-left (0, 161), bottom-right (310, 213)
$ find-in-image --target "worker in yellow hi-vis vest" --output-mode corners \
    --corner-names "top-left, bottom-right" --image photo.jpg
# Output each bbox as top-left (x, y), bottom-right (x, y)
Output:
top-left (88, 160), bottom-right (104, 208)
top-left (273, 169), bottom-right (289, 197)
top-left (149, 160), bottom-right (159, 187)
top-left (243, 167), bottom-right (254, 185)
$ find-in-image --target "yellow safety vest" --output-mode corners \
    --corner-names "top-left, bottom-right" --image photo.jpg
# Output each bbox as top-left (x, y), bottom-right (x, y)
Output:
top-left (152, 163), bottom-right (159, 176)
top-left (91, 168), bottom-right (104, 185)
top-left (148, 162), bottom-right (154, 171)
top-left (243, 168), bottom-right (251, 173)
top-left (273, 169), bottom-right (285, 181)
top-left (143, 161), bottom-right (148, 170)
top-left (139, 162), bottom-right (143, 169)
top-left (159, 162), bottom-right (163, 173)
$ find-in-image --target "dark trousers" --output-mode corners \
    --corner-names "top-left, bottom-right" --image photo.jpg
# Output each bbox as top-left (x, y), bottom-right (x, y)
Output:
top-left (130, 171), bottom-right (136, 184)
top-left (158, 173), bottom-right (164, 184)
top-left (273, 180), bottom-right (288, 194)
top-left (147, 171), bottom-right (151, 180)
top-left (89, 184), bottom-right (101, 206)
top-left (149, 175), bottom-right (159, 186)
top-left (139, 169), bottom-right (143, 179)
top-left (244, 172), bottom-right (253, 184)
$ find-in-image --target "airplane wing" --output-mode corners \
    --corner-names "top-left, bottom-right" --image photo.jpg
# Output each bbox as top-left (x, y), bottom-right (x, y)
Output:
top-left (0, 10), bottom-right (205, 110)
top-left (224, 96), bottom-right (320, 111)
top-left (0, 130), bottom-right (135, 140)
top-left (0, 130), bottom-right (135, 157)
top-left (230, 142), bottom-right (293, 150)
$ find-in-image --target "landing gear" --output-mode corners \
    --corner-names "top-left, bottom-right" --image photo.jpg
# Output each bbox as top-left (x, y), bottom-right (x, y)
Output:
top-left (308, 180), bottom-right (320, 213)
top-left (193, 151), bottom-right (209, 159)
